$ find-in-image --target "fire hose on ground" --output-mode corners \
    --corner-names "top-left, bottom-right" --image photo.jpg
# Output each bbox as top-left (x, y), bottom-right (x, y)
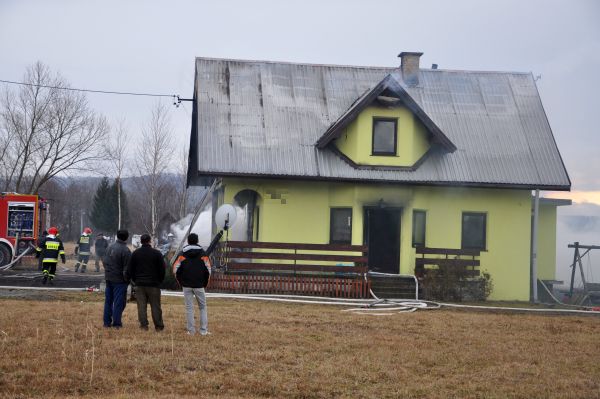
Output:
top-left (0, 286), bottom-right (597, 315)
top-left (0, 278), bottom-right (599, 315)
top-left (0, 246), bottom-right (34, 272)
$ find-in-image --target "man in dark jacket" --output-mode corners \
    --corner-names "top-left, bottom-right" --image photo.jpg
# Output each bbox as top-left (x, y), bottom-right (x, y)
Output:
top-left (94, 233), bottom-right (108, 272)
top-left (103, 229), bottom-right (131, 328)
top-left (126, 234), bottom-right (166, 331)
top-left (172, 233), bottom-right (212, 335)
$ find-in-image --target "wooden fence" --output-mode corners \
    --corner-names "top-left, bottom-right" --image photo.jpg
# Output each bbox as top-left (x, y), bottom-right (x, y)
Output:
top-left (207, 241), bottom-right (370, 298)
top-left (414, 247), bottom-right (481, 277)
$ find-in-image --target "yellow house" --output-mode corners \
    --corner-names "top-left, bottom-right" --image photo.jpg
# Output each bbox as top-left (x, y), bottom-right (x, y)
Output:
top-left (187, 52), bottom-right (571, 301)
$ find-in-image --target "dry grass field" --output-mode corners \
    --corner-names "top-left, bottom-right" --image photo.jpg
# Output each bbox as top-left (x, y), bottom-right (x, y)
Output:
top-left (0, 292), bottom-right (599, 399)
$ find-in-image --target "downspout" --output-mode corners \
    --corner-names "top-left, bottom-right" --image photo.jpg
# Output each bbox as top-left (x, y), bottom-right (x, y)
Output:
top-left (532, 189), bottom-right (540, 302)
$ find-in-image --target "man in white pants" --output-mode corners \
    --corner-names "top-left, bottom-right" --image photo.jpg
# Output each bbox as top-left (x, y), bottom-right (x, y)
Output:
top-left (173, 233), bottom-right (212, 335)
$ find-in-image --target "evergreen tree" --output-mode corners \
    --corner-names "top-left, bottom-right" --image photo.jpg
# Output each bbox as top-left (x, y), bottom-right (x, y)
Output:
top-left (90, 177), bottom-right (117, 232)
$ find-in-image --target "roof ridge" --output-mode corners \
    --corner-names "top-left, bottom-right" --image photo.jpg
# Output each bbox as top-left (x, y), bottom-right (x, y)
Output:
top-left (423, 68), bottom-right (531, 76)
top-left (195, 56), bottom-right (395, 70)
top-left (195, 56), bottom-right (532, 75)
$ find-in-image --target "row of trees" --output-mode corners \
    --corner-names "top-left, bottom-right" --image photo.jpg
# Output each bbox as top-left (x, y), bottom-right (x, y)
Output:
top-left (0, 62), bottom-right (193, 242)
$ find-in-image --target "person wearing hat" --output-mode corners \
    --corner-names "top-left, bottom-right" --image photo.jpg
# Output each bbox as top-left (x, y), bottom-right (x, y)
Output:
top-left (74, 227), bottom-right (93, 273)
top-left (35, 227), bottom-right (65, 284)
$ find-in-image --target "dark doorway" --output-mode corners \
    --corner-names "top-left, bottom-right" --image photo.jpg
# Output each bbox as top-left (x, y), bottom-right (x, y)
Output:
top-left (233, 190), bottom-right (260, 242)
top-left (364, 207), bottom-right (401, 274)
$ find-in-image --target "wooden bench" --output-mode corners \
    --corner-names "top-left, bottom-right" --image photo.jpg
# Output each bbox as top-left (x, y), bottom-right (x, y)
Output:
top-left (414, 247), bottom-right (481, 278)
top-left (208, 241), bottom-right (370, 298)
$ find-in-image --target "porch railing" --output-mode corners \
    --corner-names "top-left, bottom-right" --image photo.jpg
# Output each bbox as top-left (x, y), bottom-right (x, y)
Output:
top-left (208, 241), bottom-right (370, 298)
top-left (414, 247), bottom-right (481, 277)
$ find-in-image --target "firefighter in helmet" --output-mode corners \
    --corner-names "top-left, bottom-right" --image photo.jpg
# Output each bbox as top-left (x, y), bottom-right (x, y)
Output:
top-left (75, 227), bottom-right (93, 273)
top-left (35, 227), bottom-right (65, 285)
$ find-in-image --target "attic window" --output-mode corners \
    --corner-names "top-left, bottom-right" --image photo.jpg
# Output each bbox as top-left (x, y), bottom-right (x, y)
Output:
top-left (372, 118), bottom-right (397, 156)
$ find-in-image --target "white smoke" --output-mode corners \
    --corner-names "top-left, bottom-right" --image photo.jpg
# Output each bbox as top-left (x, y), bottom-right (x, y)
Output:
top-left (169, 205), bottom-right (248, 249)
top-left (228, 206), bottom-right (247, 241)
top-left (170, 207), bottom-right (212, 248)
top-left (555, 202), bottom-right (600, 289)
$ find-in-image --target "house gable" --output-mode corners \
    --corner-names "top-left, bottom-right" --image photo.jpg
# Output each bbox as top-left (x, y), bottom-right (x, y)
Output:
top-left (316, 74), bottom-right (456, 155)
top-left (333, 105), bottom-right (431, 168)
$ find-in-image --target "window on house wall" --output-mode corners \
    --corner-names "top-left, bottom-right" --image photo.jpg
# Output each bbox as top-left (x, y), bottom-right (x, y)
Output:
top-left (461, 212), bottom-right (486, 250)
top-left (412, 210), bottom-right (426, 247)
top-left (330, 208), bottom-right (352, 244)
top-left (372, 118), bottom-right (398, 155)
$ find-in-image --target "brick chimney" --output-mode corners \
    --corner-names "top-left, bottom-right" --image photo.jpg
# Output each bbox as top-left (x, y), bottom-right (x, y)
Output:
top-left (398, 51), bottom-right (423, 86)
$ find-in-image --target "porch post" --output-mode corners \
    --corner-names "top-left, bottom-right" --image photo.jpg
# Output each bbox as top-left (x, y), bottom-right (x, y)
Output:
top-left (532, 189), bottom-right (540, 302)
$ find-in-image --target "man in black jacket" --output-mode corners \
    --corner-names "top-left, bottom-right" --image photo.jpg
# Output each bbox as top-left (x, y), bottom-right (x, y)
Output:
top-left (103, 229), bottom-right (131, 328)
top-left (126, 234), bottom-right (166, 331)
top-left (94, 233), bottom-right (108, 272)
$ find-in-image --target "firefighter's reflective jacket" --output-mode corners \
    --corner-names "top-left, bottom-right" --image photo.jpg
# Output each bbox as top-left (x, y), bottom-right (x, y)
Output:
top-left (77, 234), bottom-right (92, 256)
top-left (35, 235), bottom-right (66, 263)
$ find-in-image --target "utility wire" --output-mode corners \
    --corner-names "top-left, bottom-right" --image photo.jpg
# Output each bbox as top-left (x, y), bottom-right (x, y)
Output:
top-left (0, 79), bottom-right (177, 99)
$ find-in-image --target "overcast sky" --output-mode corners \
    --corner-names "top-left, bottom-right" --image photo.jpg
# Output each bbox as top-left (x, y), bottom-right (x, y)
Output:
top-left (1, 0), bottom-right (599, 194)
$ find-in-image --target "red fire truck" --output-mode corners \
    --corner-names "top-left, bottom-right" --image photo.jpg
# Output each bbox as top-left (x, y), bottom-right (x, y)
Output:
top-left (0, 193), bottom-right (46, 267)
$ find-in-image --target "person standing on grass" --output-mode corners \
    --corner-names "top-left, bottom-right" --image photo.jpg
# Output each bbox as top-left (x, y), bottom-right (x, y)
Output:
top-left (172, 233), bottom-right (213, 336)
top-left (103, 229), bottom-right (131, 328)
top-left (126, 234), bottom-right (166, 331)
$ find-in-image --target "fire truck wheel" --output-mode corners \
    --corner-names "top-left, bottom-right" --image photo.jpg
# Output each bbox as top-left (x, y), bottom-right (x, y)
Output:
top-left (0, 244), bottom-right (11, 267)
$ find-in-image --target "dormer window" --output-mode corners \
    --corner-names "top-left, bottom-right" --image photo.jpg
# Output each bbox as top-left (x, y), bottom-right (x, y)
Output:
top-left (372, 117), bottom-right (397, 156)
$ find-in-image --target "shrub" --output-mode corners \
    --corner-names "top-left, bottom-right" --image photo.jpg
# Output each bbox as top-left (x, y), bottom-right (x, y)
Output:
top-left (423, 266), bottom-right (493, 302)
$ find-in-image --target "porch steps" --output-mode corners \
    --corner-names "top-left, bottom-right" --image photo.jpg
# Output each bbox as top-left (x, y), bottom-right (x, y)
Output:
top-left (369, 274), bottom-right (421, 300)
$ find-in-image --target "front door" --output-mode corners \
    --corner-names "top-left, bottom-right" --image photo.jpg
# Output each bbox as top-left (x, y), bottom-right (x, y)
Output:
top-left (364, 207), bottom-right (401, 274)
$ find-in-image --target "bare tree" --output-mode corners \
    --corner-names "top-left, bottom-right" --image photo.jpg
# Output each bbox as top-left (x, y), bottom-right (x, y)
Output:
top-left (1, 62), bottom-right (109, 194)
top-left (105, 119), bottom-right (128, 229)
top-left (135, 102), bottom-right (173, 241)
top-left (0, 62), bottom-right (56, 192)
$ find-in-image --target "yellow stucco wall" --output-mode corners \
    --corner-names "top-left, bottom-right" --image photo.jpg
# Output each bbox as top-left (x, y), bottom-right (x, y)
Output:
top-left (409, 187), bottom-right (532, 300)
top-left (221, 178), bottom-right (540, 301)
top-left (334, 105), bottom-right (430, 166)
top-left (537, 204), bottom-right (558, 281)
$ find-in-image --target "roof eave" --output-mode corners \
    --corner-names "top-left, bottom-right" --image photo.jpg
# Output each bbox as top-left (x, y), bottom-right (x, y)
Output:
top-left (192, 170), bottom-right (571, 191)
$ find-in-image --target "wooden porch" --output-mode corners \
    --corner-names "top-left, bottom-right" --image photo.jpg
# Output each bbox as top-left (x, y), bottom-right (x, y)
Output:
top-left (207, 242), bottom-right (481, 299)
top-left (208, 241), bottom-right (370, 298)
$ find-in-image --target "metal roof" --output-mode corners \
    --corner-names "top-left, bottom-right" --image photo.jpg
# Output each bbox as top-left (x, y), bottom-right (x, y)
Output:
top-left (189, 57), bottom-right (571, 190)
